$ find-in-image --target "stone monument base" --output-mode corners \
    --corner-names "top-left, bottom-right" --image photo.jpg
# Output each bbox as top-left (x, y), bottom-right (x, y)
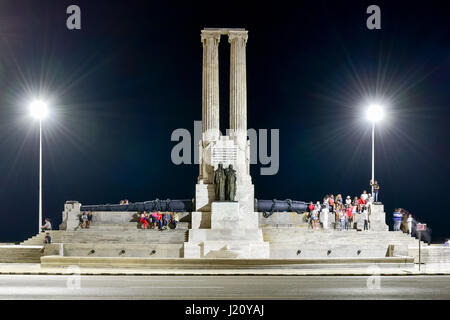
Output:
top-left (184, 202), bottom-right (270, 258)
top-left (369, 203), bottom-right (389, 231)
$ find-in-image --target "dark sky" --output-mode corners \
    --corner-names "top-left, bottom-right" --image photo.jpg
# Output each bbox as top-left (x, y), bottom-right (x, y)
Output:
top-left (0, 0), bottom-right (449, 242)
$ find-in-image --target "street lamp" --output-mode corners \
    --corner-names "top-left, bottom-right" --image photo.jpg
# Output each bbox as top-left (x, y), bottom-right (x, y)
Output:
top-left (366, 103), bottom-right (384, 197)
top-left (29, 100), bottom-right (48, 233)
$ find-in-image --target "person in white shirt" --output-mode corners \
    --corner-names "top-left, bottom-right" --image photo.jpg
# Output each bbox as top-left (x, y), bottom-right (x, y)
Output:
top-left (41, 218), bottom-right (52, 232)
top-left (361, 190), bottom-right (368, 201)
top-left (320, 204), bottom-right (329, 229)
top-left (323, 195), bottom-right (330, 207)
top-left (345, 196), bottom-right (352, 206)
top-left (311, 202), bottom-right (321, 230)
top-left (407, 214), bottom-right (413, 235)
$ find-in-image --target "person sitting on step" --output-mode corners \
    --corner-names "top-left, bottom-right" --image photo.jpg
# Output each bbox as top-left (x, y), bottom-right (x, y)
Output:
top-left (87, 211), bottom-right (93, 228)
top-left (162, 213), bottom-right (170, 230)
top-left (140, 211), bottom-right (150, 229)
top-left (41, 218), bottom-right (52, 232)
top-left (150, 211), bottom-right (158, 229)
top-left (171, 212), bottom-right (179, 229)
top-left (80, 212), bottom-right (88, 229)
top-left (156, 211), bottom-right (163, 230)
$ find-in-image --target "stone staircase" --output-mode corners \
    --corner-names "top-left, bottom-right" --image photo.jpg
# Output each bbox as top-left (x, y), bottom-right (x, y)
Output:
top-left (12, 209), bottom-right (427, 261)
top-left (19, 227), bottom-right (423, 260)
top-left (20, 228), bottom-right (189, 258)
top-left (263, 229), bottom-right (422, 258)
top-left (22, 229), bottom-right (189, 245)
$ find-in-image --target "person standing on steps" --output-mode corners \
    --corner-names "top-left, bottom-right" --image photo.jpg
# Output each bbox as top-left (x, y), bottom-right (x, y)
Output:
top-left (370, 180), bottom-right (380, 202)
top-left (362, 205), bottom-right (369, 230)
top-left (393, 209), bottom-right (402, 231)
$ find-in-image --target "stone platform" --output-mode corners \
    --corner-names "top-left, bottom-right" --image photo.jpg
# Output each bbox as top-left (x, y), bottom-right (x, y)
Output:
top-left (184, 202), bottom-right (269, 258)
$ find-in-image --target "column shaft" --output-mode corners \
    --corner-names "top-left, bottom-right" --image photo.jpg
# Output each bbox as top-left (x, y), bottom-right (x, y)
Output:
top-left (229, 31), bottom-right (248, 142)
top-left (201, 31), bottom-right (221, 142)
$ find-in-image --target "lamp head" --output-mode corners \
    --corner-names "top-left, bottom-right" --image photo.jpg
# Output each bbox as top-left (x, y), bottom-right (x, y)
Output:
top-left (29, 100), bottom-right (48, 120)
top-left (366, 103), bottom-right (384, 123)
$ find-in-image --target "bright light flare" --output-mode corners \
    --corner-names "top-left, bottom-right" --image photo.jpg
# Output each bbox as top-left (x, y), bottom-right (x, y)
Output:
top-left (29, 100), bottom-right (48, 120)
top-left (366, 103), bottom-right (384, 122)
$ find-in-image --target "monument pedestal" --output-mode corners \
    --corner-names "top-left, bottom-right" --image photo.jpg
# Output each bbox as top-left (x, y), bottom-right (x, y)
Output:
top-left (369, 203), bottom-right (389, 231)
top-left (354, 203), bottom-right (388, 231)
top-left (184, 202), bottom-right (270, 258)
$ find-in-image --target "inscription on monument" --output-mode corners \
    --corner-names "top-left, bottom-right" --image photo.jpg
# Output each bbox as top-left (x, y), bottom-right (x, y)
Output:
top-left (212, 146), bottom-right (237, 165)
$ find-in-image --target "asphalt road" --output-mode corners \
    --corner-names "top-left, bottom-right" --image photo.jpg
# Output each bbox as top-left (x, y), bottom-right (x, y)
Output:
top-left (0, 275), bottom-right (449, 299)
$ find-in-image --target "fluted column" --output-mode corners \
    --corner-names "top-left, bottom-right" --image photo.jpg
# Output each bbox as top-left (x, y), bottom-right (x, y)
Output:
top-left (228, 30), bottom-right (248, 144)
top-left (201, 30), bottom-right (221, 142)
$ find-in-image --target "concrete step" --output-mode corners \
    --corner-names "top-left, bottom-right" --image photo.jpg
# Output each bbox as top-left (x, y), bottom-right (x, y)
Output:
top-left (88, 222), bottom-right (189, 230)
top-left (40, 256), bottom-right (415, 269)
top-left (269, 243), bottom-right (390, 258)
top-left (58, 243), bottom-right (184, 258)
top-left (22, 230), bottom-right (189, 245)
top-left (0, 246), bottom-right (43, 263)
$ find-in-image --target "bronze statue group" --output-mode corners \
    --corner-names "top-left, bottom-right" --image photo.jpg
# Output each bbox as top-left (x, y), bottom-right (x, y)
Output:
top-left (213, 164), bottom-right (237, 202)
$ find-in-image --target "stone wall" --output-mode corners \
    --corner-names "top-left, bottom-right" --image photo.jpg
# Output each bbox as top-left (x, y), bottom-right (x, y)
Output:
top-left (408, 246), bottom-right (450, 263)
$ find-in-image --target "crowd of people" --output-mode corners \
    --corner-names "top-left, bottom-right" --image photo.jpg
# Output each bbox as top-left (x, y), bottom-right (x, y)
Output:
top-left (75, 210), bottom-right (180, 230)
top-left (306, 189), bottom-right (375, 231)
top-left (139, 211), bottom-right (180, 230)
top-left (393, 208), bottom-right (421, 235)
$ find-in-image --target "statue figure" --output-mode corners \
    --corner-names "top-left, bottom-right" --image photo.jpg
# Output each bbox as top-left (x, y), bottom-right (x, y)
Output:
top-left (213, 163), bottom-right (226, 201)
top-left (225, 164), bottom-right (237, 201)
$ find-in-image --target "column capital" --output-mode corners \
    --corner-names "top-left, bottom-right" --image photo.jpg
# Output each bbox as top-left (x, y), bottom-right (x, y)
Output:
top-left (228, 30), bottom-right (248, 43)
top-left (201, 30), bottom-right (221, 44)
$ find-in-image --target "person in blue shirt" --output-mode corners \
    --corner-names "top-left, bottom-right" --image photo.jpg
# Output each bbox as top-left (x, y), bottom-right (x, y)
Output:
top-left (393, 209), bottom-right (403, 231)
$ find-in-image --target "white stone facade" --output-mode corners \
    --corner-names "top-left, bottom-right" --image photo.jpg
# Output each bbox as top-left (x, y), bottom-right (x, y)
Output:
top-left (185, 28), bottom-right (269, 258)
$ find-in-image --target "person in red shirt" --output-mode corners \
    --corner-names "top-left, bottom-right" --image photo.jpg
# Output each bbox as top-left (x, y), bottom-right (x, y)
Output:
top-left (329, 195), bottom-right (335, 212)
top-left (346, 206), bottom-right (353, 230)
top-left (358, 197), bottom-right (366, 212)
top-left (140, 211), bottom-right (149, 229)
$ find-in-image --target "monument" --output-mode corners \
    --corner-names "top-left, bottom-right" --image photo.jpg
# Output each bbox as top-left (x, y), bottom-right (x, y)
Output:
top-left (184, 28), bottom-right (270, 258)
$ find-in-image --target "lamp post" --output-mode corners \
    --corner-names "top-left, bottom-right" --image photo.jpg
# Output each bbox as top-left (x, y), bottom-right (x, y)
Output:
top-left (366, 104), bottom-right (384, 196)
top-left (29, 100), bottom-right (48, 233)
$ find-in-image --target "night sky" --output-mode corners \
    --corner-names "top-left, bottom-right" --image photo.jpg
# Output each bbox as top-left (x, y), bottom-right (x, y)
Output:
top-left (0, 0), bottom-right (449, 242)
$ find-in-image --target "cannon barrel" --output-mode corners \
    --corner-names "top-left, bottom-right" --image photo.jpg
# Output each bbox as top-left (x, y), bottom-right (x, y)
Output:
top-left (81, 199), bottom-right (194, 212)
top-left (80, 198), bottom-right (308, 217)
top-left (256, 199), bottom-right (308, 217)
